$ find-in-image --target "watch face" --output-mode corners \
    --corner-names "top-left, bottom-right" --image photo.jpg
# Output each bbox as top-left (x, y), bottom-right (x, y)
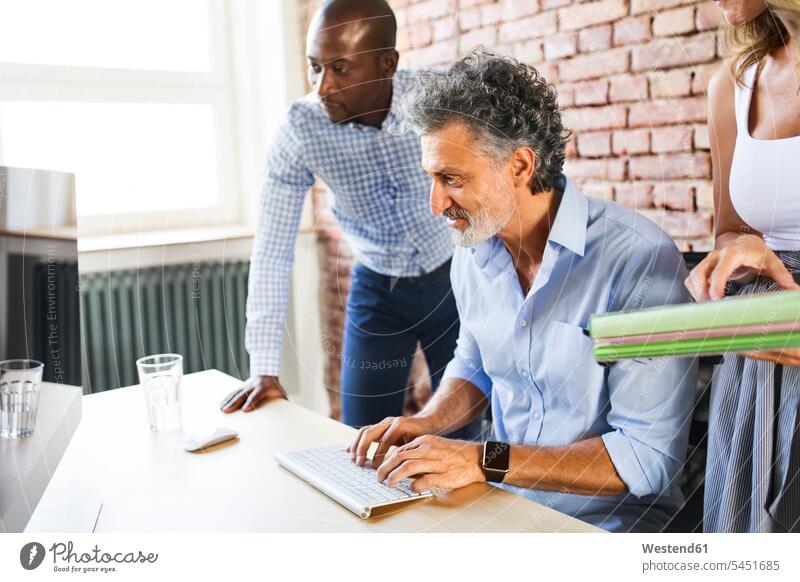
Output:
top-left (484, 441), bottom-right (510, 471)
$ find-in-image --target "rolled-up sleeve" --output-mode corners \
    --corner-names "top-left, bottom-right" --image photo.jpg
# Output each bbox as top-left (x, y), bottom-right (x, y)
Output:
top-left (245, 115), bottom-right (315, 377)
top-left (601, 243), bottom-right (698, 498)
top-left (442, 326), bottom-right (493, 396)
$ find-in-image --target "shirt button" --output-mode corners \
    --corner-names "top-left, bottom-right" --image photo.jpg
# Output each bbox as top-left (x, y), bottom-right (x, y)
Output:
top-left (521, 370), bottom-right (530, 379)
top-left (533, 411), bottom-right (542, 420)
top-left (519, 319), bottom-right (527, 328)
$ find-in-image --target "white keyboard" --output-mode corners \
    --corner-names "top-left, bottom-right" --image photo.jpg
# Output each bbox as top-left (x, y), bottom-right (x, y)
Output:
top-left (275, 444), bottom-right (433, 518)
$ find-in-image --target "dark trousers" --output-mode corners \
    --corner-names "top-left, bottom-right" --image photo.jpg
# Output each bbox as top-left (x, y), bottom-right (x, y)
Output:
top-left (340, 260), bottom-right (460, 429)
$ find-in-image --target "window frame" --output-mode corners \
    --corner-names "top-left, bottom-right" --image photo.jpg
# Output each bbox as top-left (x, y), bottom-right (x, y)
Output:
top-left (0, 0), bottom-right (243, 235)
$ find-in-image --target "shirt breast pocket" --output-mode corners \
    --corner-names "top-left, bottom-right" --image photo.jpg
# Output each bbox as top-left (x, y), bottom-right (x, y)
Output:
top-left (540, 321), bottom-right (605, 409)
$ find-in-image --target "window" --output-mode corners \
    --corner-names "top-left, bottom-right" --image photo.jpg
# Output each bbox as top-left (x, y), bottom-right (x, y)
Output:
top-left (0, 0), bottom-right (247, 234)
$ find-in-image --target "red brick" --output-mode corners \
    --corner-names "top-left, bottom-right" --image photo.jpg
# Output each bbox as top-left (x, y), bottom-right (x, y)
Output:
top-left (615, 182), bottom-right (655, 208)
top-left (581, 182), bottom-right (615, 200)
top-left (696, 1), bottom-right (724, 31)
top-left (499, 11), bottom-right (558, 43)
top-left (501, 0), bottom-right (542, 20)
top-left (609, 74), bottom-right (648, 102)
top-left (577, 131), bottom-right (612, 157)
top-left (545, 32), bottom-right (578, 61)
top-left (649, 69), bottom-right (693, 98)
top-left (632, 36), bottom-right (717, 72)
top-left (578, 24), bottom-right (612, 53)
top-left (514, 39), bottom-right (544, 64)
top-left (653, 6), bottom-right (695, 37)
top-left (694, 123), bottom-right (710, 150)
top-left (653, 181), bottom-right (695, 210)
top-left (651, 125), bottom-right (694, 153)
top-left (613, 15), bottom-right (652, 47)
top-left (481, 2), bottom-right (504, 26)
top-left (612, 128), bottom-right (651, 155)
top-left (692, 63), bottom-right (719, 94)
top-left (432, 16), bottom-right (458, 41)
top-left (405, 42), bottom-right (458, 67)
top-left (541, 0), bottom-right (572, 8)
top-left (695, 180), bottom-right (714, 209)
top-left (565, 132), bottom-right (578, 157)
top-left (459, 6), bottom-right (483, 31)
top-left (559, 0), bottom-right (629, 32)
top-left (628, 96), bottom-right (707, 127)
top-left (409, 0), bottom-right (457, 24)
top-left (631, 0), bottom-right (694, 15)
top-left (459, 0), bottom-right (495, 7)
top-left (573, 79), bottom-right (609, 106)
top-left (409, 23), bottom-right (433, 48)
top-left (558, 83), bottom-right (576, 107)
top-left (558, 48), bottom-right (629, 82)
top-left (396, 29), bottom-right (412, 51)
top-left (459, 26), bottom-right (497, 51)
top-left (395, 6), bottom-right (409, 29)
top-left (538, 61), bottom-right (560, 83)
top-left (629, 153), bottom-right (711, 179)
top-left (640, 208), bottom-right (713, 239)
top-left (565, 158), bottom-right (627, 181)
top-left (562, 104), bottom-right (628, 131)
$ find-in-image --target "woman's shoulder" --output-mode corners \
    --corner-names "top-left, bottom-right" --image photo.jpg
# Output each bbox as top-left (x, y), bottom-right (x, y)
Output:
top-left (707, 61), bottom-right (737, 105)
top-left (706, 60), bottom-right (741, 130)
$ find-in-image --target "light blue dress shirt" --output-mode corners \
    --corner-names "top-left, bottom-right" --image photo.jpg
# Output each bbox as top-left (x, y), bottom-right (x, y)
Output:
top-left (443, 176), bottom-right (698, 532)
top-left (245, 69), bottom-right (453, 376)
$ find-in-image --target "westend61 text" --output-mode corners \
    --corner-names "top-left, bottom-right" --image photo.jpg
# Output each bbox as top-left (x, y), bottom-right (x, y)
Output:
top-left (642, 543), bottom-right (708, 554)
top-left (50, 542), bottom-right (158, 564)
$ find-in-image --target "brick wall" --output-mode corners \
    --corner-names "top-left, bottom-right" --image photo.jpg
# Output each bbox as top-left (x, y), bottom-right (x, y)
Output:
top-left (306, 0), bottom-right (723, 417)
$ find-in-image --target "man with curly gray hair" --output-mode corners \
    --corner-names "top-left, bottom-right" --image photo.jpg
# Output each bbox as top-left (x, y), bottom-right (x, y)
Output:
top-left (349, 50), bottom-right (698, 532)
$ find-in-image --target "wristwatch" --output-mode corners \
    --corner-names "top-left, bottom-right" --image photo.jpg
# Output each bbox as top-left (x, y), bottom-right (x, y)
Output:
top-left (481, 440), bottom-right (511, 483)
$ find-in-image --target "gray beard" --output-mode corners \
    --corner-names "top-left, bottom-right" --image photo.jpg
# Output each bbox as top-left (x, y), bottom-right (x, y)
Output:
top-left (450, 200), bottom-right (515, 248)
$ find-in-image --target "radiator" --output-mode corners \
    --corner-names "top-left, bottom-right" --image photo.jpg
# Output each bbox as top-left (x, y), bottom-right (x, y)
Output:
top-left (79, 261), bottom-right (251, 392)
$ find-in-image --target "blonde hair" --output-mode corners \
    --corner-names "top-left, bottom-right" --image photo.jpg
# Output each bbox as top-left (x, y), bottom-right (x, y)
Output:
top-left (724, 0), bottom-right (800, 85)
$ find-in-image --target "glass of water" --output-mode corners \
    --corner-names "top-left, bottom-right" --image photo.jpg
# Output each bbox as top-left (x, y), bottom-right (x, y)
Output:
top-left (0, 359), bottom-right (45, 439)
top-left (136, 354), bottom-right (183, 431)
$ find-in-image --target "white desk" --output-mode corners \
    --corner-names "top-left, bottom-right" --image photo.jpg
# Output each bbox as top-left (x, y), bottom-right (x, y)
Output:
top-left (1, 382), bottom-right (82, 532)
top-left (26, 370), bottom-right (602, 533)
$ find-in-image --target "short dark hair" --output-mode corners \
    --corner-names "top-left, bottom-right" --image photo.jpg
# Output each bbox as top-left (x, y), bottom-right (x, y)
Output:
top-left (400, 49), bottom-right (571, 193)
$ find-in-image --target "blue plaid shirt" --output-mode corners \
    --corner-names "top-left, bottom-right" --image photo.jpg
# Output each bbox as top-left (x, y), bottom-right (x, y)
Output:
top-left (246, 69), bottom-right (454, 376)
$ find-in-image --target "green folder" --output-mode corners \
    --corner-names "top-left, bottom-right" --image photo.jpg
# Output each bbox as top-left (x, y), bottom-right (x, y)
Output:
top-left (589, 290), bottom-right (800, 339)
top-left (593, 330), bottom-right (800, 361)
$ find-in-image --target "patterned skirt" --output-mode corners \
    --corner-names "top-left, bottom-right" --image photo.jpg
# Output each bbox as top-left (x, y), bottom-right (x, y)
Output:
top-left (704, 251), bottom-right (800, 532)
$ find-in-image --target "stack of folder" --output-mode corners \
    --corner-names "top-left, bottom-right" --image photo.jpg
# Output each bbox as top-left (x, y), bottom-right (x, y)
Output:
top-left (589, 291), bottom-right (800, 362)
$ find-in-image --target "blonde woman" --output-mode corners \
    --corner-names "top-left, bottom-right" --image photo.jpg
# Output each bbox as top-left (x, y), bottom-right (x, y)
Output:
top-left (685, 0), bottom-right (800, 532)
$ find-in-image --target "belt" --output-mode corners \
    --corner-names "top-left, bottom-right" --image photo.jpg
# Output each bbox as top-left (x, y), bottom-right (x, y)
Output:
top-left (356, 258), bottom-right (452, 284)
top-left (405, 258), bottom-right (452, 283)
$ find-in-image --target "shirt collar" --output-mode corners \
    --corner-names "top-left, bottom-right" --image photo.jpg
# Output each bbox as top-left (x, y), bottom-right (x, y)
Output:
top-left (547, 175), bottom-right (588, 257)
top-left (470, 174), bottom-right (588, 271)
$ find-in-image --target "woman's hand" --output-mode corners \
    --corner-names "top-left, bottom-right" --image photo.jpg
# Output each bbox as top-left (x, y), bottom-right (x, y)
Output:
top-left (684, 234), bottom-right (799, 301)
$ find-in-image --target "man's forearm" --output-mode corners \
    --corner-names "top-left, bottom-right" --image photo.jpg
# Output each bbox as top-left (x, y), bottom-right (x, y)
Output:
top-left (503, 436), bottom-right (627, 496)
top-left (413, 377), bottom-right (487, 435)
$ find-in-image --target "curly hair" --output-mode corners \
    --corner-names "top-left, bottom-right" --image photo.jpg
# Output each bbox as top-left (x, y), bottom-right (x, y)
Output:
top-left (399, 48), bottom-right (571, 194)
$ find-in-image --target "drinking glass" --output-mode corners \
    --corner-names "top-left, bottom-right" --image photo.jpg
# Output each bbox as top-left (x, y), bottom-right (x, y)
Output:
top-left (0, 359), bottom-right (45, 439)
top-left (136, 354), bottom-right (183, 431)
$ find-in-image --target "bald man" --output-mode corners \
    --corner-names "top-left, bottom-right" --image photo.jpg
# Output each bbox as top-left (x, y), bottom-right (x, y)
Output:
top-left (221, 0), bottom-right (463, 431)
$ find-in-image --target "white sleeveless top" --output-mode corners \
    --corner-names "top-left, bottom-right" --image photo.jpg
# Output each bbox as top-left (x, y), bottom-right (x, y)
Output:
top-left (729, 63), bottom-right (800, 251)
